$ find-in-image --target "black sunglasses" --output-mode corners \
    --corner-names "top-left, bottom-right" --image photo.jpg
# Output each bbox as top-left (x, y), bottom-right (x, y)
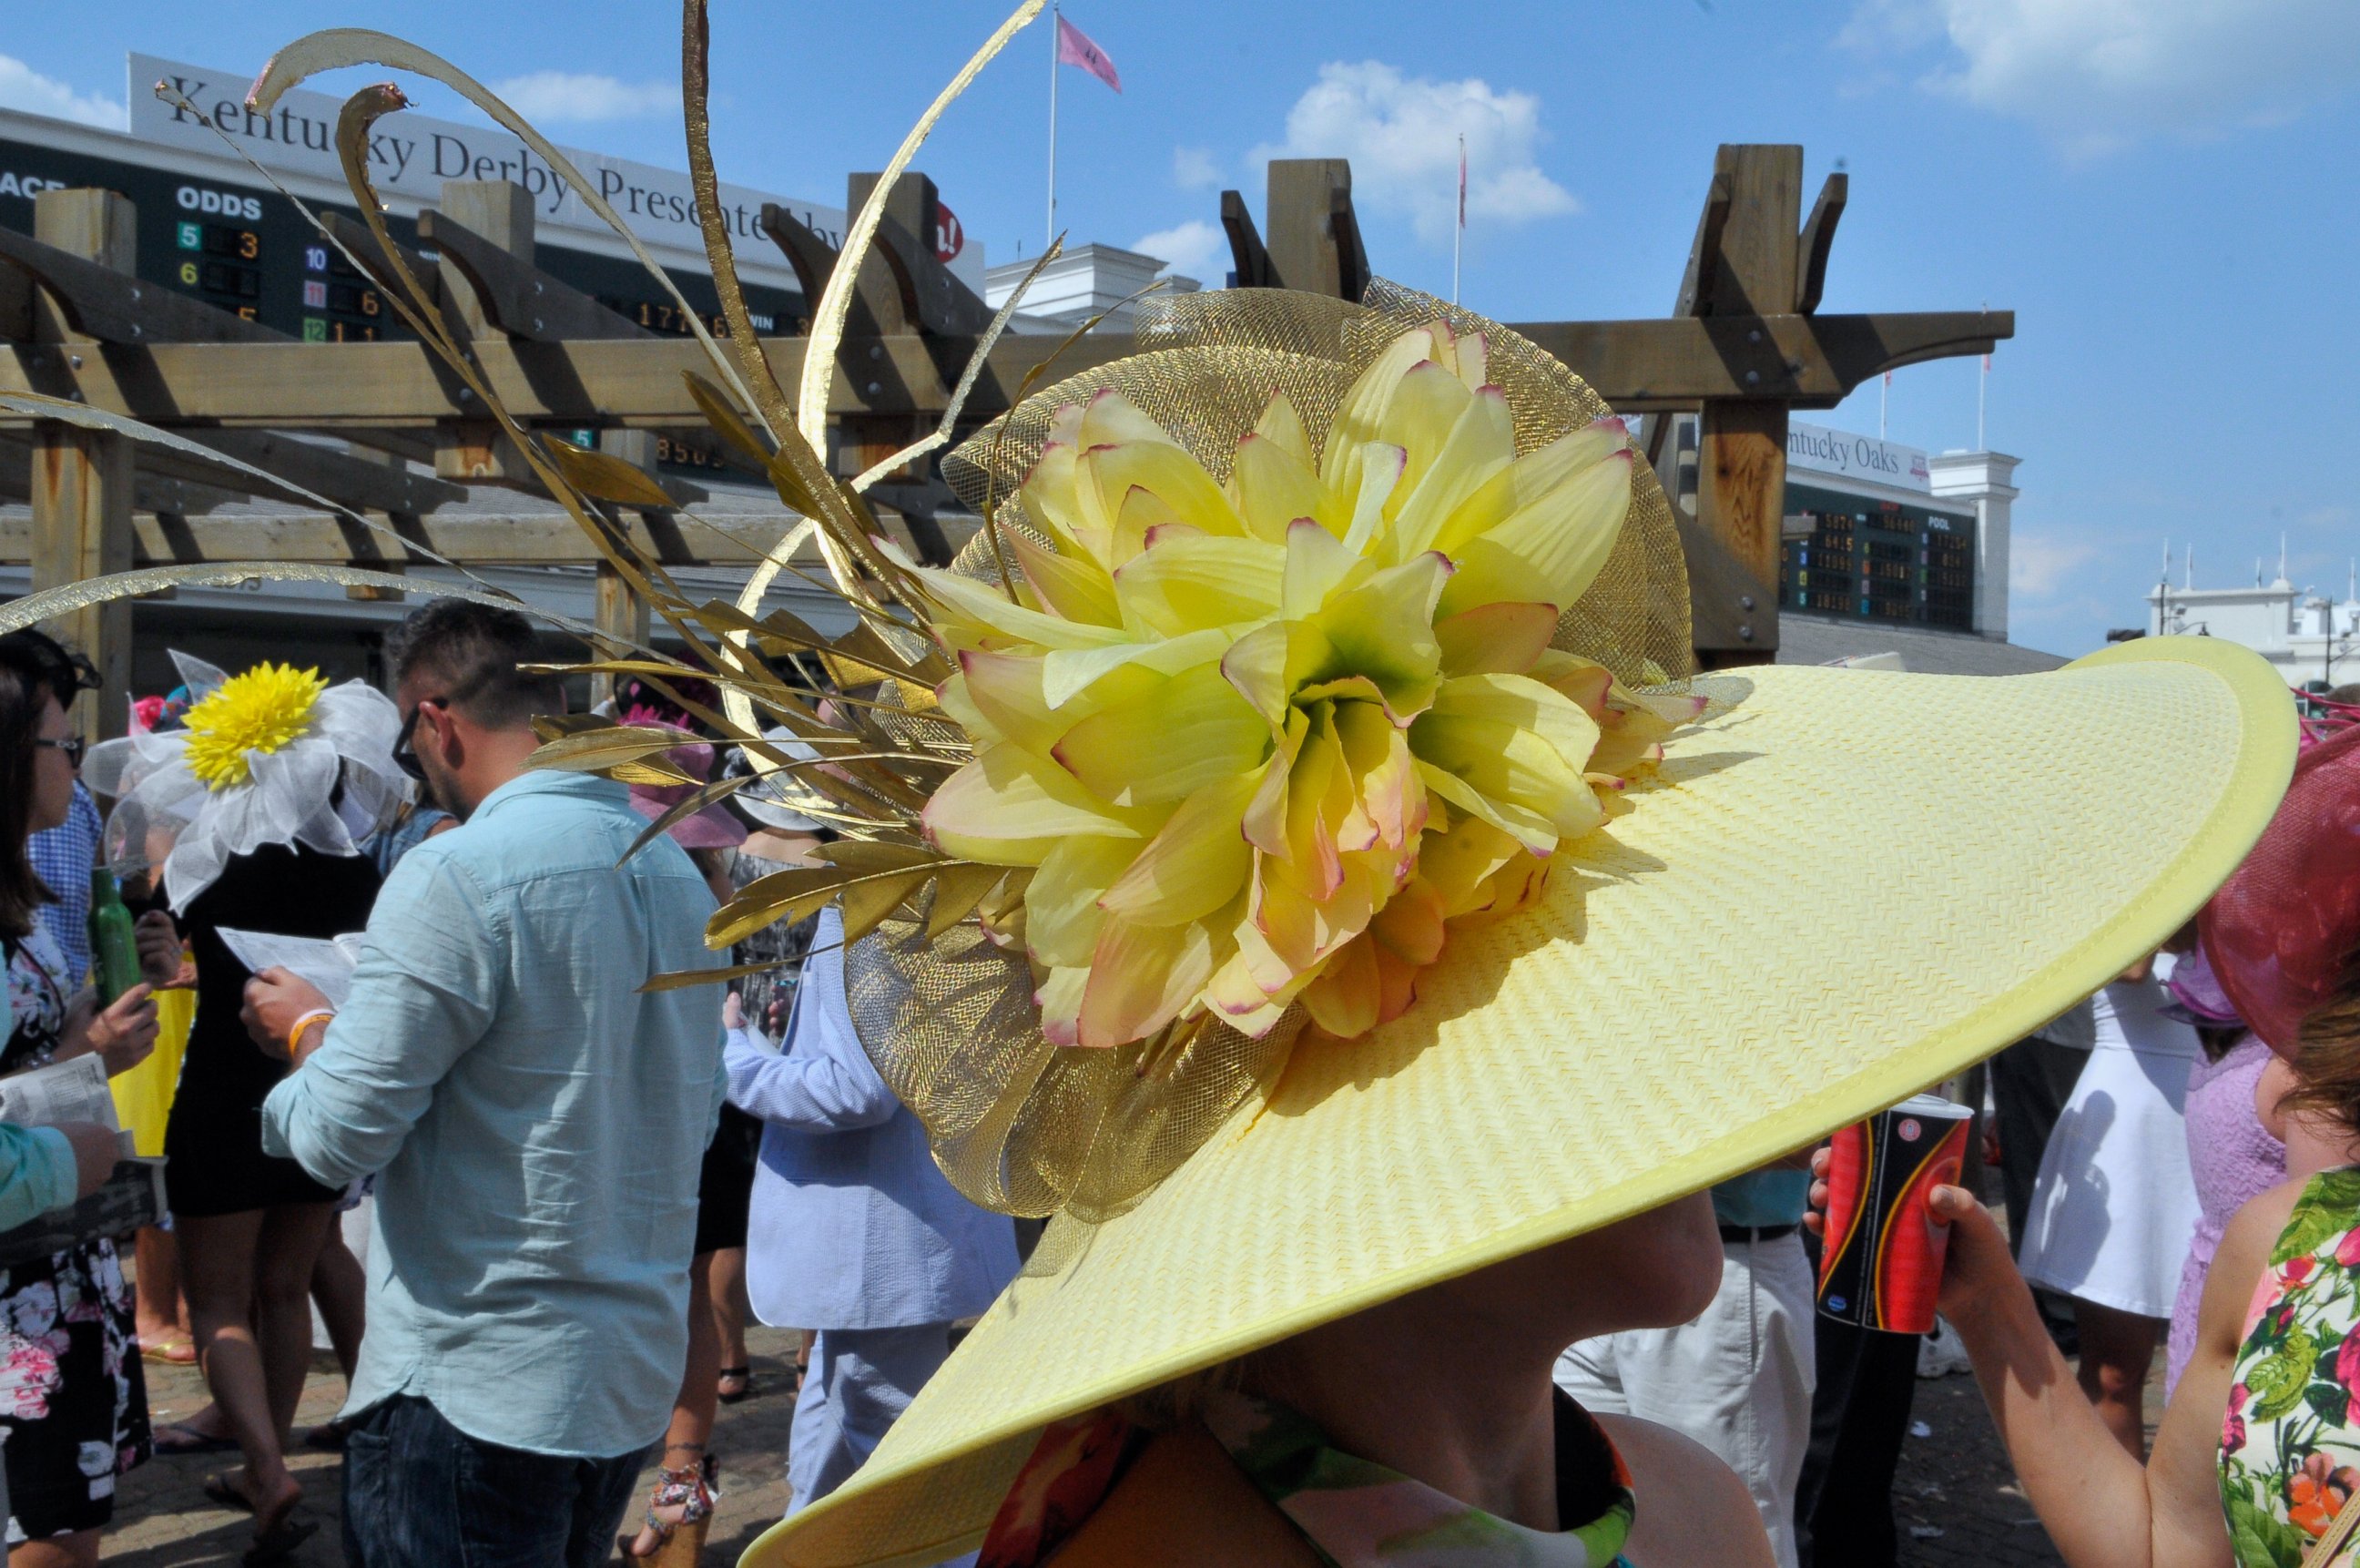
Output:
top-left (392, 699), bottom-right (445, 782)
top-left (33, 736), bottom-right (85, 769)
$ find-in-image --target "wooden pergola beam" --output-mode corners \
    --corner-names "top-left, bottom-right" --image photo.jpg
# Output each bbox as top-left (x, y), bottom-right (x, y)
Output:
top-left (0, 509), bottom-right (806, 567)
top-left (0, 310), bottom-right (2009, 428)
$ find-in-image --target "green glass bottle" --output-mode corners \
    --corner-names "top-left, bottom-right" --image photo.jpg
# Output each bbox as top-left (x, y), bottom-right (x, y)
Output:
top-left (87, 866), bottom-right (141, 1003)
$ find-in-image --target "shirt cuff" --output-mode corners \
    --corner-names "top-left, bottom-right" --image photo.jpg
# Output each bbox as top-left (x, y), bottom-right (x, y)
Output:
top-left (22, 1126), bottom-right (80, 1217)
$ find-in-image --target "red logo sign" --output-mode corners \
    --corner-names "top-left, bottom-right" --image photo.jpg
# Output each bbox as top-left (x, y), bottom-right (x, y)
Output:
top-left (936, 201), bottom-right (964, 264)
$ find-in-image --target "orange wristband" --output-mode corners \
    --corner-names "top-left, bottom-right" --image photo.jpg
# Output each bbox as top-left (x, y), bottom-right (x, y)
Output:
top-left (288, 1010), bottom-right (335, 1057)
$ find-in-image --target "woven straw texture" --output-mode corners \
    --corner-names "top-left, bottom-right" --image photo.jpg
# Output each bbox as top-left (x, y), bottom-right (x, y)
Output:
top-left (748, 636), bottom-right (2294, 1568)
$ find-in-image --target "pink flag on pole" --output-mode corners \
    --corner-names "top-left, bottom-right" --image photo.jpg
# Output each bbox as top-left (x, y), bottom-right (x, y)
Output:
top-left (1056, 15), bottom-right (1122, 93)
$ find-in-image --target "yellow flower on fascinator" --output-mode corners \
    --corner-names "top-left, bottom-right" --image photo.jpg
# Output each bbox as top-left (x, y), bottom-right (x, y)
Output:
top-left (182, 663), bottom-right (330, 789)
top-left (904, 320), bottom-right (1703, 1049)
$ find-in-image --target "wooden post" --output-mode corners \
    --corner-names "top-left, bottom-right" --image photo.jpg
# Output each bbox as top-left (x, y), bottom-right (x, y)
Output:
top-left (592, 560), bottom-right (650, 709)
top-left (1691, 146), bottom-right (1801, 667)
top-left (433, 180), bottom-right (534, 484)
top-left (27, 189), bottom-right (136, 738)
top-left (1264, 159), bottom-right (1366, 302)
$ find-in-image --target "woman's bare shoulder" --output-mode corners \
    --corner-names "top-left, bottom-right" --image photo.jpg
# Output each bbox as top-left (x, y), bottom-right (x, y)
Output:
top-left (1043, 1426), bottom-right (1323, 1568)
top-left (1599, 1413), bottom-right (1777, 1568)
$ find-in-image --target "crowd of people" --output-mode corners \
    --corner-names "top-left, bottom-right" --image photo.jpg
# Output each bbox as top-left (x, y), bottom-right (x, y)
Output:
top-left (0, 601), bottom-right (2345, 1568)
top-left (0, 606), bottom-right (1022, 1567)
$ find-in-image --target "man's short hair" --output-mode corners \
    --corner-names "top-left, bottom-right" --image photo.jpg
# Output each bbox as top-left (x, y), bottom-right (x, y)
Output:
top-left (385, 599), bottom-right (563, 730)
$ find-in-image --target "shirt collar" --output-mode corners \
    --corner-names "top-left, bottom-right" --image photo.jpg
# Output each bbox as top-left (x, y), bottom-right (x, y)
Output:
top-left (473, 769), bottom-right (626, 820)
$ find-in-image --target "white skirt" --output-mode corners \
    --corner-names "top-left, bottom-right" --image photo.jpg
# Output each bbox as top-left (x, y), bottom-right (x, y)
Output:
top-left (2017, 972), bottom-right (2202, 1319)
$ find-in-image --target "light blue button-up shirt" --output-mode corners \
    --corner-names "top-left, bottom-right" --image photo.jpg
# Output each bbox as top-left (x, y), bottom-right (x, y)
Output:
top-left (260, 769), bottom-right (725, 1459)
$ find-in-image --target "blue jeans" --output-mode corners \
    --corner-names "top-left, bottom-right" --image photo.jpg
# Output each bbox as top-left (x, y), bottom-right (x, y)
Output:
top-left (342, 1396), bottom-right (644, 1568)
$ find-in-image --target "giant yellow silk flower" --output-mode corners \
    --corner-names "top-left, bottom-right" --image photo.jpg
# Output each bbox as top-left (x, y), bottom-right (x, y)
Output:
top-left (915, 321), bottom-right (1700, 1048)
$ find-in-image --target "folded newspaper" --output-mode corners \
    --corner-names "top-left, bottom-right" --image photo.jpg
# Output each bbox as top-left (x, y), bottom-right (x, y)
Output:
top-left (0, 1054), bottom-right (165, 1267)
top-left (217, 928), bottom-right (366, 1008)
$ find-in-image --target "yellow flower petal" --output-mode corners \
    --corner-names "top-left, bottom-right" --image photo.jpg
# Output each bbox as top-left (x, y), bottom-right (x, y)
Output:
top-left (1298, 935), bottom-right (1381, 1039)
top-left (1112, 534), bottom-right (1286, 639)
top-left (1388, 384), bottom-right (1514, 560)
top-left (1282, 517), bottom-right (1372, 619)
top-left (1078, 916), bottom-right (1216, 1048)
top-left (1007, 529), bottom-right (1121, 628)
top-left (922, 744), bottom-right (1153, 866)
top-left (1054, 662), bottom-right (1270, 807)
top-left (1322, 327), bottom-right (1435, 500)
top-left (1036, 965), bottom-right (1090, 1047)
top-left (1081, 440), bottom-right (1247, 544)
top-left (1025, 834), bottom-right (1140, 968)
top-left (1228, 429), bottom-right (1338, 544)
top-left (1439, 450), bottom-right (1633, 619)
top-left (1434, 601), bottom-right (1560, 678)
top-left (912, 561), bottom-right (1130, 652)
top-left (1097, 771), bottom-right (1260, 925)
top-left (1429, 416), bottom-right (1631, 559)
top-left (1254, 393), bottom-right (1316, 469)
top-left (1040, 626), bottom-right (1233, 710)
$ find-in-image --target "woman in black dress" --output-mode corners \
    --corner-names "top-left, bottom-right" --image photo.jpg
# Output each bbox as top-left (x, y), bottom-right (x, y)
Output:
top-left (85, 653), bottom-right (404, 1561)
top-left (0, 631), bottom-right (158, 1568)
top-left (158, 841), bottom-right (378, 1547)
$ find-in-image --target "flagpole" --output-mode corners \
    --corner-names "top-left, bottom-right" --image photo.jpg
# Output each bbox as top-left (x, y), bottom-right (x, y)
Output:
top-left (1451, 133), bottom-right (1464, 305)
top-left (1977, 355), bottom-right (1988, 451)
top-left (1879, 372), bottom-right (1887, 439)
top-left (1046, 1), bottom-right (1061, 249)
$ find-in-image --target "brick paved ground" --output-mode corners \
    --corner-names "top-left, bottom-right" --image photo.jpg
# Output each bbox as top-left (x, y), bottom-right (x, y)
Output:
top-left (107, 1326), bottom-right (804, 1568)
top-left (98, 1319), bottom-right (2157, 1566)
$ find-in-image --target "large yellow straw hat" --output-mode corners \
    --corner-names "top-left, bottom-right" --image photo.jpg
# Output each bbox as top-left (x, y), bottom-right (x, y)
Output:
top-left (745, 288), bottom-right (2297, 1568)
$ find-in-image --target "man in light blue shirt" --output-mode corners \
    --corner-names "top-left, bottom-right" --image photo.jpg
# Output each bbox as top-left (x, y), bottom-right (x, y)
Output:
top-left (246, 601), bottom-right (723, 1568)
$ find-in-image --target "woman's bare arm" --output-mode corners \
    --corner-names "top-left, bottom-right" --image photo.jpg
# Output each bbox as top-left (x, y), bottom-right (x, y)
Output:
top-left (1938, 1179), bottom-right (2295, 1568)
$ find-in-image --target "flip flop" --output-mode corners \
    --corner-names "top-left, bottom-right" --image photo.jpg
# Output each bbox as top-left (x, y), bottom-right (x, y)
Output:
top-left (717, 1365), bottom-right (754, 1405)
top-left (155, 1422), bottom-right (237, 1456)
top-left (243, 1514), bottom-right (318, 1566)
top-left (202, 1473), bottom-right (256, 1514)
top-left (140, 1339), bottom-right (197, 1365)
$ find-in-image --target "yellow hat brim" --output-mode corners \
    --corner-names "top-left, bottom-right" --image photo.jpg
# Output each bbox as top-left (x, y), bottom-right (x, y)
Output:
top-left (748, 634), bottom-right (2295, 1568)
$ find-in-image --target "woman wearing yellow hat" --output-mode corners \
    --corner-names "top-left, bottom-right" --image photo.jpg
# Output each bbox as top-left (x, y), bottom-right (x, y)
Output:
top-left (716, 281), bottom-right (2296, 1568)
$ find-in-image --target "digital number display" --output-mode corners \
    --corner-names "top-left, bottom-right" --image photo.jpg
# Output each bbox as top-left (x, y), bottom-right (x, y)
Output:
top-left (1, 131), bottom-right (805, 466)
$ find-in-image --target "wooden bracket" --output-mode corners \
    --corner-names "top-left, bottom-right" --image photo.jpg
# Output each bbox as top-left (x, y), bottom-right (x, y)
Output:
top-left (1795, 173), bottom-right (1847, 315)
top-left (0, 224), bottom-right (288, 345)
top-left (416, 210), bottom-right (652, 342)
top-left (759, 203), bottom-right (903, 336)
top-left (1219, 191), bottom-right (1280, 288)
top-left (847, 172), bottom-right (996, 337)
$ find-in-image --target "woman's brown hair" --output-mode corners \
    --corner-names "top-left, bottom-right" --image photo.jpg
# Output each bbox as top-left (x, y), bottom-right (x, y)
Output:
top-left (2281, 982), bottom-right (2360, 1138)
top-left (0, 635), bottom-right (70, 941)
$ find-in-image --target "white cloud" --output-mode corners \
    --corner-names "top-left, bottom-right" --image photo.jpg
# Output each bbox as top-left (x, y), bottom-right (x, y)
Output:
top-left (2010, 534), bottom-right (2100, 596)
top-left (487, 71), bottom-right (682, 125)
top-left (1131, 219), bottom-right (1226, 280)
top-left (0, 55), bottom-right (122, 130)
top-left (1251, 62), bottom-right (1578, 241)
top-left (1844, 0), bottom-right (2360, 156)
top-left (1172, 145), bottom-right (1220, 190)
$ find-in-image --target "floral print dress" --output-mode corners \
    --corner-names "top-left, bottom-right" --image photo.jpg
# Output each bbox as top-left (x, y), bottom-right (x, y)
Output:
top-left (980, 1390), bottom-right (1638, 1567)
top-left (2221, 1166), bottom-right (2360, 1566)
top-left (0, 930), bottom-right (149, 1541)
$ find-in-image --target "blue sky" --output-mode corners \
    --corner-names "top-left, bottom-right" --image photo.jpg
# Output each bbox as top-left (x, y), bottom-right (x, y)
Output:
top-left (7, 1), bottom-right (2357, 657)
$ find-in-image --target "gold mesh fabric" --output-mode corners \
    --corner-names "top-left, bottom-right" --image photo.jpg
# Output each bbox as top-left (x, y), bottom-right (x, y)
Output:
top-left (852, 282), bottom-right (1692, 1223)
top-left (750, 637), bottom-right (2299, 1568)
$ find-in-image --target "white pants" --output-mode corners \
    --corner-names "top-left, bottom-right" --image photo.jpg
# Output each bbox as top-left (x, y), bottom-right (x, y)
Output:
top-left (1554, 1229), bottom-right (1816, 1568)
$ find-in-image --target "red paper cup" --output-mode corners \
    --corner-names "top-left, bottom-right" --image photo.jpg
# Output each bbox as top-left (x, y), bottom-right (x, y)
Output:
top-left (1816, 1093), bottom-right (1972, 1335)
